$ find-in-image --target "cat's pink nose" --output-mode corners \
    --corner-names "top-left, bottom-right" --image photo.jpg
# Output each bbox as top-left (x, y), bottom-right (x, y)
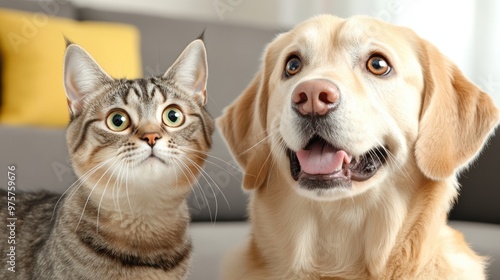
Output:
top-left (141, 132), bottom-right (161, 147)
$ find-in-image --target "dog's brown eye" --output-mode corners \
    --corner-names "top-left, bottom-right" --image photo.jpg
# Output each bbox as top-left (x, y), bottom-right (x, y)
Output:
top-left (285, 56), bottom-right (302, 77)
top-left (367, 56), bottom-right (391, 76)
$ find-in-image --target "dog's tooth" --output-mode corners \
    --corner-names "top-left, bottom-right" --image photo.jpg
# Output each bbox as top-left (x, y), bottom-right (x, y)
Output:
top-left (334, 152), bottom-right (348, 173)
top-left (344, 154), bottom-right (353, 165)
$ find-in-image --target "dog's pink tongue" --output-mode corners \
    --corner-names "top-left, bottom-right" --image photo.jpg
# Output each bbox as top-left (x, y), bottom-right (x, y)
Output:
top-left (296, 142), bottom-right (351, 175)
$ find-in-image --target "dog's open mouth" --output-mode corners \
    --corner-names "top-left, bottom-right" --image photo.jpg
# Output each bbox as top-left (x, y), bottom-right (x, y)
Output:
top-left (287, 136), bottom-right (387, 189)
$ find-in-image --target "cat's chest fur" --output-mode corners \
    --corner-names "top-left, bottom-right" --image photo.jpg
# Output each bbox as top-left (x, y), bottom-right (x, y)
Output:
top-left (38, 190), bottom-right (193, 279)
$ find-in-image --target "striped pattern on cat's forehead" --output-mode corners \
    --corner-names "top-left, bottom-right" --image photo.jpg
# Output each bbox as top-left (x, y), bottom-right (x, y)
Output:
top-left (88, 77), bottom-right (203, 123)
top-left (114, 78), bottom-right (196, 106)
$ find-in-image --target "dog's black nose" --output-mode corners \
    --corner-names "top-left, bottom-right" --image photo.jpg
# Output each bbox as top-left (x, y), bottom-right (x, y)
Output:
top-left (292, 79), bottom-right (339, 116)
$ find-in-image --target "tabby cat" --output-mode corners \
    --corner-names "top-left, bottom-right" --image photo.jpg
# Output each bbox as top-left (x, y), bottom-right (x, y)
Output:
top-left (0, 38), bottom-right (213, 279)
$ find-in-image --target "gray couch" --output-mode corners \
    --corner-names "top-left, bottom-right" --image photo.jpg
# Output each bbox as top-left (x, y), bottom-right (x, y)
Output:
top-left (1, 1), bottom-right (499, 279)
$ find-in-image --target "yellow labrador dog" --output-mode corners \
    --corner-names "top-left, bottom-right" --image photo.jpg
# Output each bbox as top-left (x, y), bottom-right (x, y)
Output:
top-left (218, 15), bottom-right (499, 280)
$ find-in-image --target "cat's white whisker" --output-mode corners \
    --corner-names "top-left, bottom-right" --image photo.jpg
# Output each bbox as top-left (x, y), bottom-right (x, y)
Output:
top-left (180, 156), bottom-right (203, 210)
top-left (180, 147), bottom-right (228, 163)
top-left (179, 147), bottom-right (242, 184)
top-left (113, 158), bottom-right (129, 224)
top-left (96, 158), bottom-right (125, 233)
top-left (181, 155), bottom-right (231, 211)
top-left (173, 157), bottom-right (214, 222)
top-left (54, 160), bottom-right (114, 222)
top-left (76, 158), bottom-right (122, 231)
top-left (124, 159), bottom-right (134, 214)
top-left (52, 156), bottom-right (117, 220)
top-left (120, 156), bottom-right (135, 210)
top-left (180, 156), bottom-right (220, 222)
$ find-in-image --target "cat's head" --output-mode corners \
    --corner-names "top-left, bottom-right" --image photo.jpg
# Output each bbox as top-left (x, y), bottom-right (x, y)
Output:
top-left (63, 39), bottom-right (214, 197)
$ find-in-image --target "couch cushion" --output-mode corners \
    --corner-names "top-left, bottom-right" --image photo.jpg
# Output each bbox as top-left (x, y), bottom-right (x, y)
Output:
top-left (0, 8), bottom-right (142, 126)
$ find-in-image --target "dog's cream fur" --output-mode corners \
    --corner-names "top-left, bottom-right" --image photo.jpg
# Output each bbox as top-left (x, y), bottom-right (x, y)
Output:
top-left (218, 15), bottom-right (499, 279)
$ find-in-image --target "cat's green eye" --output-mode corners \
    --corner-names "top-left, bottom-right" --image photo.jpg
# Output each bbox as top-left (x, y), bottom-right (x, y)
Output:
top-left (106, 110), bottom-right (131, 132)
top-left (163, 106), bottom-right (185, 127)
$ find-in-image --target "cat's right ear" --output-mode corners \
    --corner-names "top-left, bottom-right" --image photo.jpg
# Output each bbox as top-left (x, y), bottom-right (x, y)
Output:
top-left (63, 44), bottom-right (113, 117)
top-left (163, 39), bottom-right (208, 105)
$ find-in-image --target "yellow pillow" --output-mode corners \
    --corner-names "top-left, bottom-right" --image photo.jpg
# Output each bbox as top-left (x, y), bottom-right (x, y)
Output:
top-left (0, 8), bottom-right (142, 127)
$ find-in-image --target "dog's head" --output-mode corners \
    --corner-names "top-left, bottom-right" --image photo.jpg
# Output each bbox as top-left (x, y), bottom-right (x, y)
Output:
top-left (218, 15), bottom-right (499, 201)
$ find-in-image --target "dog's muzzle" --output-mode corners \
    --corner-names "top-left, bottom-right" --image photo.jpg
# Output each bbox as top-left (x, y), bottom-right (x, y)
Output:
top-left (286, 79), bottom-right (387, 190)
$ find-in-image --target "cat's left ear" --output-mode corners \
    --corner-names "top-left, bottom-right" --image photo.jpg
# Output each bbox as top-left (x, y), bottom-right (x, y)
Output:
top-left (163, 39), bottom-right (208, 105)
top-left (63, 43), bottom-right (113, 117)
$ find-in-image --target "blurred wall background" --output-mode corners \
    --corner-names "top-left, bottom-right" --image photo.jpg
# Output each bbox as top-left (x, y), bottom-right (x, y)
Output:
top-left (70, 0), bottom-right (500, 107)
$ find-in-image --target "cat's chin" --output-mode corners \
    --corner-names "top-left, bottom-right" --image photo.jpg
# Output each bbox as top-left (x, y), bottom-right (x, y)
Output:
top-left (136, 160), bottom-right (195, 186)
top-left (142, 155), bottom-right (167, 166)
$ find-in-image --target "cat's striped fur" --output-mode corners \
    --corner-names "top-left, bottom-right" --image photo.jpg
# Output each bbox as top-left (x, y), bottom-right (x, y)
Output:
top-left (0, 38), bottom-right (213, 279)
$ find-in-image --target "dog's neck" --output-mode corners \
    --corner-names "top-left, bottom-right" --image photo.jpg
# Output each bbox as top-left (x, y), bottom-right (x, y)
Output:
top-left (249, 168), bottom-right (457, 279)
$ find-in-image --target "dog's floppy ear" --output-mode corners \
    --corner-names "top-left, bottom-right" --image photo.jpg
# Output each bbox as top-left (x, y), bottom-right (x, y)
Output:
top-left (217, 66), bottom-right (271, 190)
top-left (415, 40), bottom-right (499, 180)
